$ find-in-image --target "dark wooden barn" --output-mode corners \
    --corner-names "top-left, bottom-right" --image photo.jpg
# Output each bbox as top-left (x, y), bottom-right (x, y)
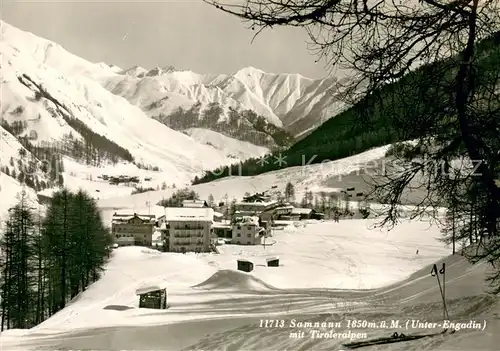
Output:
top-left (237, 259), bottom-right (254, 272)
top-left (266, 256), bottom-right (280, 267)
top-left (311, 212), bottom-right (325, 220)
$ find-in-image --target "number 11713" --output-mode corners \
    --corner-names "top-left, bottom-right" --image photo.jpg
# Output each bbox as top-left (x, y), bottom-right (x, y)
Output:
top-left (259, 319), bottom-right (285, 328)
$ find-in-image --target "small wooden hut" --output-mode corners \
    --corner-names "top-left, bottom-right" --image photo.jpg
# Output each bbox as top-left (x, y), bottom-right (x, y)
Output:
top-left (135, 285), bottom-right (167, 309)
top-left (237, 259), bottom-right (254, 272)
top-left (266, 256), bottom-right (280, 267)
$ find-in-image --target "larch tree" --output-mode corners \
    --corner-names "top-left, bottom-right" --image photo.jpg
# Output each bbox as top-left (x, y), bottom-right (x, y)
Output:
top-left (0, 191), bottom-right (37, 330)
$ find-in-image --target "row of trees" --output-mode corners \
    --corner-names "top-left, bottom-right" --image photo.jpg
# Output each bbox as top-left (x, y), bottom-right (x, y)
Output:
top-left (155, 101), bottom-right (294, 149)
top-left (18, 73), bottom-right (135, 166)
top-left (157, 188), bottom-right (200, 207)
top-left (285, 182), bottom-right (370, 219)
top-left (0, 189), bottom-right (112, 330)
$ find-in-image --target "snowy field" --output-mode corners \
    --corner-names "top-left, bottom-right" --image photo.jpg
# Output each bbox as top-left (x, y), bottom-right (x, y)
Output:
top-left (4, 218), bottom-right (498, 351)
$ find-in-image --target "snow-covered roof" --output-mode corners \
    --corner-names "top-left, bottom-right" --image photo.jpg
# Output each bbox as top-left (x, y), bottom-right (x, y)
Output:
top-left (135, 284), bottom-right (167, 295)
top-left (112, 213), bottom-right (156, 223)
top-left (182, 199), bottom-right (207, 207)
top-left (237, 259), bottom-right (252, 263)
top-left (235, 200), bottom-right (277, 207)
top-left (291, 208), bottom-right (313, 215)
top-left (266, 256), bottom-right (279, 261)
top-left (275, 205), bottom-right (294, 210)
top-left (214, 211), bottom-right (224, 217)
top-left (234, 216), bottom-right (259, 226)
top-left (212, 222), bottom-right (231, 229)
top-left (164, 207), bottom-right (214, 222)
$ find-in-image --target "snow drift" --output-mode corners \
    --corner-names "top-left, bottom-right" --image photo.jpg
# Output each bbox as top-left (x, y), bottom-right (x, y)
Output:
top-left (192, 269), bottom-right (277, 291)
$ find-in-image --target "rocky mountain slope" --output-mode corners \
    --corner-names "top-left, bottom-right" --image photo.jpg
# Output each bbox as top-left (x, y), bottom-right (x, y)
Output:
top-left (101, 64), bottom-right (346, 145)
top-left (0, 21), bottom-right (270, 215)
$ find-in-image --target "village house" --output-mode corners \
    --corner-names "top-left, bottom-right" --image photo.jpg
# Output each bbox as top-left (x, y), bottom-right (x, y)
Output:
top-left (212, 222), bottom-right (232, 240)
top-left (231, 216), bottom-right (265, 245)
top-left (234, 198), bottom-right (281, 217)
top-left (290, 207), bottom-right (325, 220)
top-left (259, 203), bottom-right (294, 223)
top-left (111, 213), bottom-right (156, 247)
top-left (213, 211), bottom-right (224, 222)
top-left (242, 192), bottom-right (271, 202)
top-left (157, 207), bottom-right (214, 253)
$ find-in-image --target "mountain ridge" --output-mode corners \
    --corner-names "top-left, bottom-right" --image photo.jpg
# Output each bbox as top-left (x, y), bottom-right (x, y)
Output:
top-left (105, 60), bottom-right (347, 139)
top-left (0, 20), bottom-right (270, 215)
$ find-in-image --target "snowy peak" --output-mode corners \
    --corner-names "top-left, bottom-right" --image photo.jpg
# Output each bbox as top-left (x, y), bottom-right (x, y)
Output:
top-left (119, 64), bottom-right (179, 78)
top-left (2, 20), bottom-right (347, 147)
top-left (0, 20), bottom-right (270, 211)
top-left (161, 65), bottom-right (178, 73)
top-left (98, 62), bottom-right (122, 73)
top-left (234, 66), bottom-right (266, 78)
top-left (0, 20), bottom-right (117, 79)
top-left (120, 65), bottom-right (148, 77)
top-left (105, 61), bottom-right (345, 138)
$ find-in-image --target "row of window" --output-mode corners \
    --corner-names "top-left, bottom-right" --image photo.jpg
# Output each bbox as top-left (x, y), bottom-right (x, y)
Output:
top-left (115, 233), bottom-right (148, 238)
top-left (115, 241), bottom-right (151, 246)
top-left (173, 241), bottom-right (203, 245)
top-left (171, 233), bottom-right (204, 238)
top-left (170, 247), bottom-right (204, 253)
top-left (113, 226), bottom-right (152, 232)
top-left (234, 225), bottom-right (255, 230)
top-left (171, 225), bottom-right (206, 230)
top-left (235, 233), bottom-right (253, 238)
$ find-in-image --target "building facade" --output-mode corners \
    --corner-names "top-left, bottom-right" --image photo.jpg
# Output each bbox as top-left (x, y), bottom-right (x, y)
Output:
top-left (111, 213), bottom-right (156, 246)
top-left (231, 216), bottom-right (265, 245)
top-left (158, 208), bottom-right (214, 253)
top-left (234, 200), bottom-right (280, 217)
top-left (213, 222), bottom-right (232, 239)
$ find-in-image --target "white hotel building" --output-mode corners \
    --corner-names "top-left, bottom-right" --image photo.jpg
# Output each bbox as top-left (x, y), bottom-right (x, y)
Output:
top-left (157, 207), bottom-right (214, 253)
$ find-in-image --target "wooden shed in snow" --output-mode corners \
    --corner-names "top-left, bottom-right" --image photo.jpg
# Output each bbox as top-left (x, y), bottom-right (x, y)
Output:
top-left (266, 256), bottom-right (280, 267)
top-left (237, 259), bottom-right (254, 272)
top-left (135, 284), bottom-right (167, 309)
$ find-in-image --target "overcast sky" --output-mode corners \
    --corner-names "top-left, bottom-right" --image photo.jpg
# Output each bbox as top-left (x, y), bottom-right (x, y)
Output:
top-left (3, 0), bottom-right (332, 79)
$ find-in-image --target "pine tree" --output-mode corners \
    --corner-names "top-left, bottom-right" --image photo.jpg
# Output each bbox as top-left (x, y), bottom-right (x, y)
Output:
top-left (284, 182), bottom-right (295, 202)
top-left (27, 203), bottom-right (49, 325)
top-left (207, 194), bottom-right (215, 207)
top-left (306, 191), bottom-right (314, 207)
top-left (42, 188), bottom-right (74, 311)
top-left (319, 192), bottom-right (327, 213)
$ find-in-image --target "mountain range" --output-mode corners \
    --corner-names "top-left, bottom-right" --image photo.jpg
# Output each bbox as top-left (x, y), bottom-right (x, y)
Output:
top-left (0, 21), bottom-right (267, 199)
top-left (103, 64), bottom-right (346, 144)
top-left (0, 20), bottom-right (352, 216)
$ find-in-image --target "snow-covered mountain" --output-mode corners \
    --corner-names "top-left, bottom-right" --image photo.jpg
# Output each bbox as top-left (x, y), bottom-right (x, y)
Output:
top-left (0, 21), bottom-right (269, 216)
top-left (103, 64), bottom-right (347, 142)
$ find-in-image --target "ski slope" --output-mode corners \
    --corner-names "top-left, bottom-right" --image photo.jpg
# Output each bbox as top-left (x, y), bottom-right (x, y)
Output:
top-left (1, 218), bottom-right (497, 351)
top-left (0, 126), bottom-right (43, 220)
